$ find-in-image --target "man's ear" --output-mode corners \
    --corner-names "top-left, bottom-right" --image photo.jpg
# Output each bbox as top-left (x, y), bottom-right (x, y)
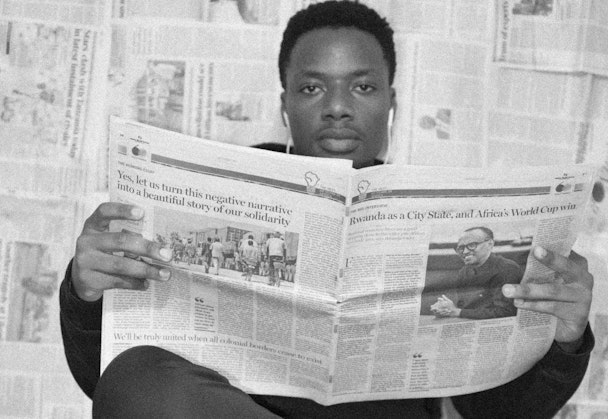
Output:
top-left (389, 87), bottom-right (397, 116)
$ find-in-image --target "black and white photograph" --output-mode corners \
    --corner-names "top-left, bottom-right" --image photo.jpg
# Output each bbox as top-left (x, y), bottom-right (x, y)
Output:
top-left (153, 207), bottom-right (299, 288)
top-left (420, 221), bottom-right (533, 325)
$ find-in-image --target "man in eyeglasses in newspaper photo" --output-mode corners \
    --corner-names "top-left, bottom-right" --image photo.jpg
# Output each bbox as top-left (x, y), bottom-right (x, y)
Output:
top-left (431, 227), bottom-right (523, 320)
top-left (60, 2), bottom-right (595, 418)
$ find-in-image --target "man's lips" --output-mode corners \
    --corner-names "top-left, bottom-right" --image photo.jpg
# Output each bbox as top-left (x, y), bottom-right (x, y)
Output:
top-left (317, 130), bottom-right (361, 154)
top-left (318, 138), bottom-right (360, 154)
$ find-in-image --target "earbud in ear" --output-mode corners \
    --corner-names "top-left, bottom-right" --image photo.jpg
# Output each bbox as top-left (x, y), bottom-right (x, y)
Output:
top-left (282, 111), bottom-right (290, 130)
top-left (387, 108), bottom-right (395, 130)
top-left (282, 111), bottom-right (292, 154)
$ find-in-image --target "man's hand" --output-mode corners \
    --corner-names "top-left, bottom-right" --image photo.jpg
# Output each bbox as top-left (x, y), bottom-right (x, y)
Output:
top-left (502, 247), bottom-right (593, 346)
top-left (431, 295), bottom-right (461, 318)
top-left (72, 203), bottom-right (173, 302)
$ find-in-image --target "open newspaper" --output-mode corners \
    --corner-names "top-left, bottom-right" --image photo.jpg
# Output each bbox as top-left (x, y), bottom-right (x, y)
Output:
top-left (101, 116), bottom-right (595, 405)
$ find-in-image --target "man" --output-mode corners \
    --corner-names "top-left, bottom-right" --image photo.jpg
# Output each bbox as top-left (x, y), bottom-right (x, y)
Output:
top-left (431, 227), bottom-right (522, 319)
top-left (184, 238), bottom-right (197, 265)
top-left (240, 239), bottom-right (259, 281)
top-left (266, 231), bottom-right (286, 286)
top-left (61, 2), bottom-right (594, 418)
top-left (210, 237), bottom-right (223, 275)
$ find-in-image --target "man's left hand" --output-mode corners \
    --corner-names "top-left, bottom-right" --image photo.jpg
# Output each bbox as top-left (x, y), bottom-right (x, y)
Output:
top-left (502, 247), bottom-right (593, 346)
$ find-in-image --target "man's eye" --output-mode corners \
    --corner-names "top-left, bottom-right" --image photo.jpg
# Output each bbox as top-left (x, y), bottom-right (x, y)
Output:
top-left (355, 84), bottom-right (375, 93)
top-left (300, 85), bottom-right (320, 94)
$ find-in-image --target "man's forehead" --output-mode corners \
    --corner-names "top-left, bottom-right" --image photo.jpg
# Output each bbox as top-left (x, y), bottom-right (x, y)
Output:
top-left (459, 229), bottom-right (487, 243)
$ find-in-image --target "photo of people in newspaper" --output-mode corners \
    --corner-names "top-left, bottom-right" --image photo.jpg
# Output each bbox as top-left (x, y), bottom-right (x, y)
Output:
top-left (420, 223), bottom-right (533, 323)
top-left (153, 206), bottom-right (298, 288)
top-left (4, 242), bottom-right (59, 343)
top-left (132, 60), bottom-right (185, 133)
top-left (512, 0), bottom-right (554, 17)
top-left (208, 0), bottom-right (280, 25)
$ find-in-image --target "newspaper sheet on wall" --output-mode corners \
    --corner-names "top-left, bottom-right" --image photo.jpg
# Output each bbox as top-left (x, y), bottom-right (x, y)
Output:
top-left (101, 117), bottom-right (594, 405)
top-left (494, 0), bottom-right (608, 76)
top-left (0, 193), bottom-right (91, 418)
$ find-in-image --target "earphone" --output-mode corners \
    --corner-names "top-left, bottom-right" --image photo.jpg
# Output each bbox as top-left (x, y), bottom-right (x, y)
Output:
top-left (384, 107), bottom-right (395, 164)
top-left (388, 107), bottom-right (395, 131)
top-left (282, 111), bottom-right (292, 154)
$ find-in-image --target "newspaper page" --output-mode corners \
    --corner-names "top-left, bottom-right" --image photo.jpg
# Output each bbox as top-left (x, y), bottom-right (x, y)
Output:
top-left (494, 0), bottom-right (608, 76)
top-left (107, 17), bottom-right (281, 143)
top-left (0, 0), bottom-right (112, 196)
top-left (101, 117), bottom-right (594, 405)
top-left (111, 0), bottom-right (284, 26)
top-left (392, 34), bottom-right (489, 167)
top-left (0, 5), bottom-right (109, 162)
top-left (101, 116), bottom-right (353, 404)
top-left (485, 68), bottom-right (594, 167)
top-left (338, 163), bottom-right (592, 402)
top-left (0, 194), bottom-right (91, 418)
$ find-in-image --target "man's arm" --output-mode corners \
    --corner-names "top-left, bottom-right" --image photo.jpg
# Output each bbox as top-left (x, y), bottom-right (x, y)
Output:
top-left (60, 202), bottom-right (174, 397)
top-left (452, 324), bottom-right (593, 418)
top-left (59, 261), bottom-right (103, 398)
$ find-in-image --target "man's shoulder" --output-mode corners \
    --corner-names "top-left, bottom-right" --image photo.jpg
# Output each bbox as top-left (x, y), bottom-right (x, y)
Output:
top-left (489, 254), bottom-right (523, 273)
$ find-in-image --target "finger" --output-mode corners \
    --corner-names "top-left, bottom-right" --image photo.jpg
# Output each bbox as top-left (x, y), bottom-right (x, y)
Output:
top-left (87, 252), bottom-right (172, 282)
top-left (78, 232), bottom-right (172, 262)
top-left (502, 282), bottom-right (582, 303)
top-left (533, 247), bottom-right (584, 280)
top-left (73, 270), bottom-right (151, 301)
top-left (512, 299), bottom-right (563, 315)
top-left (92, 270), bottom-right (152, 292)
top-left (83, 203), bottom-right (144, 233)
top-left (569, 250), bottom-right (589, 271)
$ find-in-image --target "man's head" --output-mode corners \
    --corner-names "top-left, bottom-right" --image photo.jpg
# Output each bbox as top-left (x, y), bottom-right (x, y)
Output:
top-left (279, 1), bottom-right (396, 168)
top-left (455, 227), bottom-right (494, 267)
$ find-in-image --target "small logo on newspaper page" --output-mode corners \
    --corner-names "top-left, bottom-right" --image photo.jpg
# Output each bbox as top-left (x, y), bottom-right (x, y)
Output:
top-left (131, 145), bottom-right (148, 159)
top-left (555, 182), bottom-right (572, 193)
top-left (304, 171), bottom-right (320, 194)
top-left (125, 134), bottom-right (151, 163)
top-left (554, 172), bottom-right (581, 194)
top-left (357, 180), bottom-right (370, 200)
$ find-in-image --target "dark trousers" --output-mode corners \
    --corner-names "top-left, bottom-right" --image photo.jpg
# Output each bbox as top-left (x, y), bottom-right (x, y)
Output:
top-left (93, 346), bottom-right (440, 419)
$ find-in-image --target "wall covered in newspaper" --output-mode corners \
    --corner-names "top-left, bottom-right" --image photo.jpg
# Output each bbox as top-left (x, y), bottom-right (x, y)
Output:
top-left (0, 0), bottom-right (606, 417)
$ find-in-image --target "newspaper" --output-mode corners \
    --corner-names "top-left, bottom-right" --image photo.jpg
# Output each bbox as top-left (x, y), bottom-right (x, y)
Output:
top-left (0, 194), bottom-right (92, 417)
top-left (494, 0), bottom-right (608, 76)
top-left (100, 117), bottom-right (595, 405)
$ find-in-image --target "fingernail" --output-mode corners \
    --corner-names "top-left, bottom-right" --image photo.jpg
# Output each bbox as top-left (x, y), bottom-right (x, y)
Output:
top-left (514, 299), bottom-right (523, 306)
top-left (159, 269), bottom-right (171, 281)
top-left (503, 284), bottom-right (514, 297)
top-left (141, 279), bottom-right (149, 290)
top-left (160, 248), bottom-right (172, 260)
top-left (534, 246), bottom-right (547, 259)
top-left (131, 207), bottom-right (144, 218)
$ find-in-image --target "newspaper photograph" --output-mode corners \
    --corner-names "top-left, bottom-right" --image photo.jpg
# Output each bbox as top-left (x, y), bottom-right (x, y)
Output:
top-left (101, 117), bottom-right (595, 405)
top-left (494, 0), bottom-right (608, 76)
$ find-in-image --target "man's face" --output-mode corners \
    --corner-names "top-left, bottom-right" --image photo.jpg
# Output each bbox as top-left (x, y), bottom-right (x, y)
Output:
top-left (281, 28), bottom-right (396, 169)
top-left (456, 229), bottom-right (493, 267)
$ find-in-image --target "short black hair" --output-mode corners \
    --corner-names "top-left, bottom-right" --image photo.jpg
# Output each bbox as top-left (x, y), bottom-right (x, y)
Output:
top-left (465, 227), bottom-right (494, 241)
top-left (278, 1), bottom-right (395, 88)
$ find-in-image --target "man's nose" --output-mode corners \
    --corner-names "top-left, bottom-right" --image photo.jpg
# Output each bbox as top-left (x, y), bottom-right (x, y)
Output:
top-left (322, 87), bottom-right (353, 121)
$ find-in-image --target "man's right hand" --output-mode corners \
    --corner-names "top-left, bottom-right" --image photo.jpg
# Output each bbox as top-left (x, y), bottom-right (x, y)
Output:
top-left (71, 203), bottom-right (173, 302)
